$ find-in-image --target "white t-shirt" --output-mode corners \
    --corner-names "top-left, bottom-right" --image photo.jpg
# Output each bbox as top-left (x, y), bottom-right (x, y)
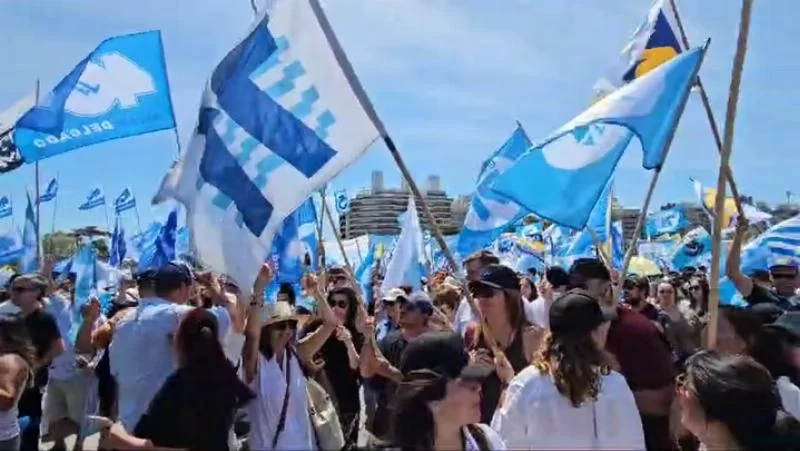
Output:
top-left (777, 376), bottom-right (800, 420)
top-left (454, 297), bottom-right (477, 337)
top-left (464, 423), bottom-right (506, 450)
top-left (45, 295), bottom-right (106, 381)
top-left (524, 298), bottom-right (550, 330)
top-left (491, 366), bottom-right (645, 450)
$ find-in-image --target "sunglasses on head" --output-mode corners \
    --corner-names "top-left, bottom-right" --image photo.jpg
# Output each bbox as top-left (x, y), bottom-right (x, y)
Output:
top-left (272, 320), bottom-right (297, 331)
top-left (328, 299), bottom-right (348, 309)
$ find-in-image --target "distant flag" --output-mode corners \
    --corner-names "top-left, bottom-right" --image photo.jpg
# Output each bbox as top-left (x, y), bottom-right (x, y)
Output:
top-left (114, 187), bottom-right (136, 214)
top-left (355, 243), bottom-right (378, 305)
top-left (137, 209), bottom-right (177, 272)
top-left (382, 195), bottom-right (425, 293)
top-left (645, 204), bottom-right (689, 237)
top-left (456, 126), bottom-right (532, 258)
top-left (0, 196), bottom-right (11, 219)
top-left (333, 190), bottom-right (350, 214)
top-left (492, 45), bottom-right (707, 230)
top-left (78, 186), bottom-right (106, 210)
top-left (38, 177), bottom-right (58, 203)
top-left (153, 0), bottom-right (385, 292)
top-left (0, 92), bottom-right (36, 174)
top-left (670, 226), bottom-right (712, 270)
top-left (691, 178), bottom-right (772, 228)
top-left (594, 0), bottom-right (687, 97)
top-left (0, 229), bottom-right (24, 266)
top-left (19, 192), bottom-right (38, 273)
top-left (109, 215), bottom-right (127, 267)
top-left (14, 31), bottom-right (176, 163)
top-left (270, 198), bottom-right (319, 284)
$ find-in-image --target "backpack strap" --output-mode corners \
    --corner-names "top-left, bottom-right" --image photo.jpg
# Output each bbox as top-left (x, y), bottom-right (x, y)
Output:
top-left (271, 352), bottom-right (292, 449)
top-left (466, 424), bottom-right (491, 451)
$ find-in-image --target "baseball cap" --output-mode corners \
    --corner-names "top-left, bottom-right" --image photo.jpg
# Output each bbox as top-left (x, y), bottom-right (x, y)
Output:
top-left (549, 290), bottom-right (615, 337)
top-left (382, 288), bottom-right (408, 303)
top-left (154, 262), bottom-right (194, 293)
top-left (400, 331), bottom-right (493, 381)
top-left (469, 264), bottom-right (520, 292)
top-left (769, 259), bottom-right (798, 276)
top-left (545, 266), bottom-right (569, 289)
top-left (402, 292), bottom-right (434, 315)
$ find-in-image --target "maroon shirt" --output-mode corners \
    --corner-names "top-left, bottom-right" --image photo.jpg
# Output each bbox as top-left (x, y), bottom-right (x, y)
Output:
top-left (606, 306), bottom-right (675, 391)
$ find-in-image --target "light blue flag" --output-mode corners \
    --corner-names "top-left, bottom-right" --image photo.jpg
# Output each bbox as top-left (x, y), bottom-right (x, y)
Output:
top-left (334, 190), bottom-right (349, 214)
top-left (638, 239), bottom-right (680, 270)
top-left (381, 195), bottom-right (424, 293)
top-left (153, 2), bottom-right (384, 292)
top-left (15, 31), bottom-right (176, 163)
top-left (563, 182), bottom-right (612, 257)
top-left (742, 213), bottom-right (800, 266)
top-left (109, 215), bottom-right (126, 267)
top-left (0, 229), bottom-right (23, 265)
top-left (271, 198), bottom-right (318, 284)
top-left (38, 177), bottom-right (58, 203)
top-left (645, 205), bottom-right (689, 237)
top-left (175, 227), bottom-right (190, 260)
top-left (0, 196), bottom-right (11, 219)
top-left (78, 186), bottom-right (106, 210)
top-left (19, 193), bottom-right (38, 273)
top-left (610, 221), bottom-right (625, 270)
top-left (114, 187), bottom-right (136, 214)
top-left (355, 243), bottom-right (377, 305)
top-left (670, 227), bottom-right (712, 270)
top-left (71, 244), bottom-right (97, 310)
top-left (492, 45), bottom-right (707, 230)
top-left (456, 126), bottom-right (532, 258)
top-left (137, 210), bottom-right (177, 271)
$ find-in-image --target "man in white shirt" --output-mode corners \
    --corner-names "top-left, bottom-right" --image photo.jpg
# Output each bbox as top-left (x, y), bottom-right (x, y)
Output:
top-left (109, 263), bottom-right (232, 430)
top-left (525, 266), bottom-right (569, 329)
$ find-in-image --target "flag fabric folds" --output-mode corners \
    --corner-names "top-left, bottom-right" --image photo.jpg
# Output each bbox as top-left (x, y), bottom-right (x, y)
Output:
top-left (20, 192), bottom-right (38, 273)
top-left (137, 209), bottom-right (177, 272)
top-left (15, 31), bottom-right (176, 163)
top-left (78, 186), bottom-right (106, 210)
top-left (381, 195), bottom-right (424, 294)
top-left (154, 0), bottom-right (385, 292)
top-left (38, 177), bottom-right (58, 203)
top-left (109, 215), bottom-right (127, 267)
top-left (0, 92), bottom-right (36, 173)
top-left (645, 205), bottom-right (689, 237)
top-left (692, 178), bottom-right (772, 228)
top-left (456, 126), bottom-right (532, 258)
top-left (670, 226), bottom-right (712, 270)
top-left (491, 45), bottom-right (706, 230)
top-left (0, 229), bottom-right (23, 266)
top-left (334, 190), bottom-right (350, 214)
top-left (0, 196), bottom-right (11, 219)
top-left (114, 188), bottom-right (136, 214)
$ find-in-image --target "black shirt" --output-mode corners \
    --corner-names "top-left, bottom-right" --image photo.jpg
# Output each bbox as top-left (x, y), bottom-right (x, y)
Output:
top-left (24, 307), bottom-right (61, 387)
top-left (745, 283), bottom-right (800, 311)
top-left (476, 331), bottom-right (528, 424)
top-left (300, 319), bottom-right (364, 416)
top-left (370, 330), bottom-right (410, 439)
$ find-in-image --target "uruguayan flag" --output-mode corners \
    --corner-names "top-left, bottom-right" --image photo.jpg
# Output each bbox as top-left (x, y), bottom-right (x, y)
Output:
top-left (671, 226), bottom-right (712, 270)
top-left (595, 0), bottom-right (686, 96)
top-left (0, 228), bottom-right (23, 266)
top-left (71, 244), bottom-right (97, 311)
top-left (114, 187), bottom-right (136, 214)
top-left (746, 214), bottom-right (800, 264)
top-left (20, 192), bottom-right (38, 273)
top-left (456, 126), bottom-right (532, 258)
top-left (109, 215), bottom-right (126, 267)
top-left (154, 0), bottom-right (385, 291)
top-left (333, 189), bottom-right (349, 214)
top-left (15, 31), bottom-right (176, 163)
top-left (0, 196), bottom-right (11, 219)
top-left (645, 204), bottom-right (689, 237)
top-left (38, 177), bottom-right (58, 203)
top-left (78, 186), bottom-right (106, 210)
top-left (492, 45), bottom-right (706, 230)
top-left (382, 195), bottom-right (424, 293)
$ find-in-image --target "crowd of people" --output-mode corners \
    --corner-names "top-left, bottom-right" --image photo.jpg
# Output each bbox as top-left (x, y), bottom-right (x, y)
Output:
top-left (0, 225), bottom-right (798, 450)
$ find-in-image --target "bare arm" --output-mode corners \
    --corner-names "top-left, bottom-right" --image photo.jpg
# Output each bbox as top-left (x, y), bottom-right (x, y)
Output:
top-left (296, 278), bottom-right (337, 365)
top-left (725, 218), bottom-right (754, 297)
top-left (0, 355), bottom-right (26, 411)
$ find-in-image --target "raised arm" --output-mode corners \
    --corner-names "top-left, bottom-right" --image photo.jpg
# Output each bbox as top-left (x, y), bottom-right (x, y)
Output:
top-left (242, 264), bottom-right (273, 384)
top-left (725, 217), bottom-right (754, 298)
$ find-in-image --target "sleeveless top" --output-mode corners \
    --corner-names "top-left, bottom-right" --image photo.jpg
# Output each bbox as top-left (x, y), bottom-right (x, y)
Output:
top-left (0, 354), bottom-right (30, 440)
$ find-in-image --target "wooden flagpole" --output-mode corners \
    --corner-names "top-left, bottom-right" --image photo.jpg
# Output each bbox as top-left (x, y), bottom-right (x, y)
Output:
top-left (669, 0), bottom-right (745, 217)
top-left (34, 79), bottom-right (41, 267)
top-left (707, 0), bottom-right (753, 349)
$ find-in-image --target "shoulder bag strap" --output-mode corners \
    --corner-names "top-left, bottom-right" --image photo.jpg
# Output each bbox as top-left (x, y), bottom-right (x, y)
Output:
top-left (465, 424), bottom-right (491, 451)
top-left (271, 352), bottom-right (292, 449)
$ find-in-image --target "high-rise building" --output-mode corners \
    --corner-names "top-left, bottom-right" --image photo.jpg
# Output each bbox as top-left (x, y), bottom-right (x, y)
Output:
top-left (338, 171), bottom-right (460, 238)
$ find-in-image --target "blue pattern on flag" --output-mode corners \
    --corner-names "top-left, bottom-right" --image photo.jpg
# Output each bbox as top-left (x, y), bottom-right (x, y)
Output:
top-left (109, 215), bottom-right (126, 267)
top-left (138, 210), bottom-right (177, 271)
top-left (645, 205), bottom-right (689, 237)
top-left (456, 126), bottom-right (532, 258)
top-left (38, 178), bottom-right (58, 203)
top-left (0, 196), bottom-right (11, 219)
top-left (19, 193), bottom-right (38, 273)
top-left (114, 187), bottom-right (136, 214)
top-left (563, 182), bottom-right (612, 257)
top-left (671, 227), bottom-right (712, 270)
top-left (0, 229), bottom-right (23, 265)
top-left (334, 190), bottom-right (349, 214)
top-left (492, 46), bottom-right (706, 230)
top-left (79, 186), bottom-right (106, 210)
top-left (15, 31), bottom-right (176, 163)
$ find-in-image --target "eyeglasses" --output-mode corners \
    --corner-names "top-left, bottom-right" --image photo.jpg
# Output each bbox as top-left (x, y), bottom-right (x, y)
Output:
top-left (328, 299), bottom-right (348, 309)
top-left (273, 320), bottom-right (298, 331)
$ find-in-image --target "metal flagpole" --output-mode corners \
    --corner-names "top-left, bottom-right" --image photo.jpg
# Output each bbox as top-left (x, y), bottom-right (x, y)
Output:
top-left (669, 0), bottom-right (745, 217)
top-left (34, 79), bottom-right (41, 267)
top-left (707, 0), bottom-right (753, 349)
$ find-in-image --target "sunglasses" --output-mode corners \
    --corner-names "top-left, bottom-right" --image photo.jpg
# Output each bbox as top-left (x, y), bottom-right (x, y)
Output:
top-left (272, 320), bottom-right (298, 331)
top-left (772, 273), bottom-right (797, 280)
top-left (328, 299), bottom-right (348, 309)
top-left (11, 286), bottom-right (36, 293)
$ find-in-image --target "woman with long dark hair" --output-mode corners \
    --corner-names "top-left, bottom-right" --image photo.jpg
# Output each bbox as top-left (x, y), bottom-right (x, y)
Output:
top-left (678, 350), bottom-right (800, 450)
top-left (492, 291), bottom-right (644, 449)
top-left (300, 286), bottom-right (364, 446)
top-left (96, 307), bottom-right (254, 450)
top-left (0, 314), bottom-right (34, 451)
top-left (387, 330), bottom-right (505, 450)
top-left (655, 279), bottom-right (701, 369)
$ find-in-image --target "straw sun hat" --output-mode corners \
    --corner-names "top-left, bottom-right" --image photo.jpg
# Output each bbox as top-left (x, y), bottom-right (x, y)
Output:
top-left (260, 301), bottom-right (300, 326)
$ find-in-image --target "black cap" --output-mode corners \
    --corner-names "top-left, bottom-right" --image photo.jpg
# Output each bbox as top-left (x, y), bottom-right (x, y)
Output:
top-left (769, 259), bottom-right (798, 275)
top-left (767, 312), bottom-right (800, 341)
top-left (545, 266), bottom-right (569, 289)
top-left (549, 290), bottom-right (614, 336)
top-left (135, 268), bottom-right (158, 283)
top-left (568, 258), bottom-right (610, 289)
top-left (400, 331), bottom-right (493, 381)
top-left (469, 264), bottom-right (519, 291)
top-left (154, 262), bottom-right (193, 292)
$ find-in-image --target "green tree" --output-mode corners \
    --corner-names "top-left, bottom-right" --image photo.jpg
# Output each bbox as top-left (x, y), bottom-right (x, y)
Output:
top-left (42, 232), bottom-right (78, 259)
top-left (92, 239), bottom-right (109, 261)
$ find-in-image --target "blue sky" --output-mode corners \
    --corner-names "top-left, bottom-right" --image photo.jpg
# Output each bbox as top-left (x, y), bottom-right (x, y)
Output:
top-left (0, 0), bottom-right (797, 236)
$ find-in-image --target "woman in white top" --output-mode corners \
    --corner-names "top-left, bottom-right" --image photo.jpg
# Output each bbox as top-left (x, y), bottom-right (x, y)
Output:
top-left (0, 314), bottom-right (34, 451)
top-left (241, 266), bottom-right (337, 450)
top-left (384, 330), bottom-right (506, 450)
top-left (492, 290), bottom-right (645, 450)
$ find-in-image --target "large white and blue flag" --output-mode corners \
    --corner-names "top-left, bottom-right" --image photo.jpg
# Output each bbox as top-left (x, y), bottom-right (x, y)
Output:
top-left (15, 31), bottom-right (176, 163)
top-left (0, 92), bottom-right (37, 174)
top-left (154, 0), bottom-right (385, 291)
top-left (381, 195), bottom-right (425, 293)
top-left (78, 186), bottom-right (106, 210)
top-left (333, 189), bottom-right (350, 215)
top-left (114, 187), bottom-right (136, 214)
top-left (0, 196), bottom-right (11, 219)
top-left (456, 126), bottom-right (532, 258)
top-left (645, 205), bottom-right (689, 237)
top-left (20, 192), bottom-right (38, 273)
top-left (492, 44), bottom-right (706, 230)
top-left (38, 177), bottom-right (58, 203)
top-left (0, 229), bottom-right (23, 266)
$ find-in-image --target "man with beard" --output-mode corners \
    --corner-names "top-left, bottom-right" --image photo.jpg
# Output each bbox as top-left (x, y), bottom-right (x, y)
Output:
top-left (622, 276), bottom-right (664, 327)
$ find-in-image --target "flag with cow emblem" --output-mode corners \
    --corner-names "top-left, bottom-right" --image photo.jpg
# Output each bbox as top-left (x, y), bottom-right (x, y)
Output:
top-left (153, 0), bottom-right (385, 292)
top-left (14, 31), bottom-right (176, 163)
top-left (78, 186), bottom-right (106, 210)
top-left (0, 196), bottom-right (11, 219)
top-left (114, 188), bottom-right (136, 214)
